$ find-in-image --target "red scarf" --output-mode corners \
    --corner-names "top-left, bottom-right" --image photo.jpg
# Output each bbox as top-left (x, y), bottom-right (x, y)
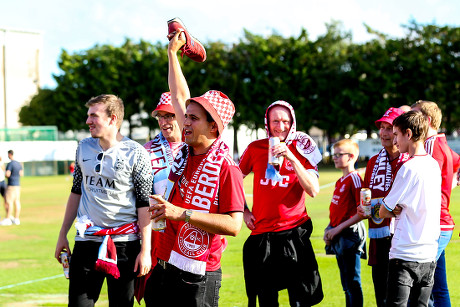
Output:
top-left (77, 220), bottom-right (139, 279)
top-left (164, 138), bottom-right (229, 275)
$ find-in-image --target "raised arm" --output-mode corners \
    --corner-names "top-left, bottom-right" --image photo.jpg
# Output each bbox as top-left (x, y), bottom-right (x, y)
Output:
top-left (167, 31), bottom-right (190, 131)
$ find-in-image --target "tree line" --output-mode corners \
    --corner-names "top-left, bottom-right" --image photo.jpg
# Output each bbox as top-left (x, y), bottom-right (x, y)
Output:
top-left (19, 20), bottom-right (460, 152)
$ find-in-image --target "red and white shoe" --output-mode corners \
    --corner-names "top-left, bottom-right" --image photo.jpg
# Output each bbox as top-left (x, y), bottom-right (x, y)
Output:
top-left (167, 17), bottom-right (207, 63)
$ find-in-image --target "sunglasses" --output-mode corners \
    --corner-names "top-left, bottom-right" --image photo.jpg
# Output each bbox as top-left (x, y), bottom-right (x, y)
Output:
top-left (94, 152), bottom-right (104, 174)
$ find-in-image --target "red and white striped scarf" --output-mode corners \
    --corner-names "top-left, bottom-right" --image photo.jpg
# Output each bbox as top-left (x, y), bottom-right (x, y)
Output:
top-left (163, 137), bottom-right (229, 275)
top-left (76, 217), bottom-right (139, 279)
top-left (368, 149), bottom-right (409, 236)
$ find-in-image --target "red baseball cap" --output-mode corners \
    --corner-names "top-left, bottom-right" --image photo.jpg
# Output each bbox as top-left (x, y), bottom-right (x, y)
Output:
top-left (152, 92), bottom-right (175, 117)
top-left (187, 90), bottom-right (235, 134)
top-left (375, 107), bottom-right (405, 128)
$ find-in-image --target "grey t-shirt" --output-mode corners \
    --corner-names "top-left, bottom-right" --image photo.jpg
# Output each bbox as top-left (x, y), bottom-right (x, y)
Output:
top-left (71, 137), bottom-right (153, 242)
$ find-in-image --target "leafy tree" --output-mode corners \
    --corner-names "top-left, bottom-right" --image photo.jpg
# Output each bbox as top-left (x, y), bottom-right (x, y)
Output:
top-left (50, 39), bottom-right (169, 134)
top-left (19, 20), bottom-right (460, 144)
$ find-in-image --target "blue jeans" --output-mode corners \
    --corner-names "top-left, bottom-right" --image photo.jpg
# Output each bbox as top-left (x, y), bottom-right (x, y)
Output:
top-left (336, 249), bottom-right (363, 307)
top-left (387, 259), bottom-right (436, 307)
top-left (328, 225), bottom-right (365, 307)
top-left (144, 262), bottom-right (221, 307)
top-left (429, 230), bottom-right (453, 307)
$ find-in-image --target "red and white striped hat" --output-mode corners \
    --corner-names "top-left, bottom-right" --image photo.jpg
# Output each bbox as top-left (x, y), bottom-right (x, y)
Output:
top-left (187, 90), bottom-right (235, 134)
top-left (151, 92), bottom-right (175, 117)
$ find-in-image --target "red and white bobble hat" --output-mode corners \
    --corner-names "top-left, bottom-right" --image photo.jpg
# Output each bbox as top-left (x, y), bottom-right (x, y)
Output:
top-left (187, 90), bottom-right (235, 134)
top-left (152, 92), bottom-right (175, 117)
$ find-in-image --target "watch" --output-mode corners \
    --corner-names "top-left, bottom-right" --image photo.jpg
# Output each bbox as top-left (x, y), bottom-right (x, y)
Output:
top-left (185, 209), bottom-right (193, 223)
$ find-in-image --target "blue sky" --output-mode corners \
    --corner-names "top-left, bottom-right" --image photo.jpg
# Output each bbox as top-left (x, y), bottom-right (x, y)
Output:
top-left (1, 0), bottom-right (459, 88)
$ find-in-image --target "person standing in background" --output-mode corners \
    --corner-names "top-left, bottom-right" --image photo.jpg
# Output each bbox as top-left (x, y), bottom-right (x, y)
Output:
top-left (324, 139), bottom-right (366, 307)
top-left (412, 100), bottom-right (460, 307)
top-left (357, 107), bottom-right (409, 307)
top-left (0, 150), bottom-right (24, 226)
top-left (240, 100), bottom-right (324, 307)
top-left (0, 156), bottom-right (6, 220)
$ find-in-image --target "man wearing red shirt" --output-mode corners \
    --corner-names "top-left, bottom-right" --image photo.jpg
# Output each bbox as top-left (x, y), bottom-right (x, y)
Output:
top-left (358, 107), bottom-right (409, 307)
top-left (143, 28), bottom-right (245, 307)
top-left (239, 100), bottom-right (323, 306)
top-left (412, 100), bottom-right (460, 307)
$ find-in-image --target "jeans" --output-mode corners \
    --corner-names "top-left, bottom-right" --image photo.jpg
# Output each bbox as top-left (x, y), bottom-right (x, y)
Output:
top-left (144, 262), bottom-right (221, 307)
top-left (68, 240), bottom-right (140, 307)
top-left (330, 227), bottom-right (364, 307)
top-left (386, 259), bottom-right (436, 307)
top-left (429, 230), bottom-right (453, 307)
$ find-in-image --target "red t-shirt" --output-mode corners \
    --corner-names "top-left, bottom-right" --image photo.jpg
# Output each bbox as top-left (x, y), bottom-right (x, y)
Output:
top-left (329, 171), bottom-right (362, 227)
top-left (425, 134), bottom-right (460, 230)
top-left (239, 138), bottom-right (318, 235)
top-left (156, 153), bottom-right (245, 271)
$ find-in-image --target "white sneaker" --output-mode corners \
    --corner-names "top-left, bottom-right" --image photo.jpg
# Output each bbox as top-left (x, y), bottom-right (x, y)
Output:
top-left (12, 218), bottom-right (20, 225)
top-left (0, 218), bottom-right (13, 226)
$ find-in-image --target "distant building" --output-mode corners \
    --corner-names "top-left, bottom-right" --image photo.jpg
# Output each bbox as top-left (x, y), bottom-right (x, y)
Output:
top-left (0, 28), bottom-right (42, 129)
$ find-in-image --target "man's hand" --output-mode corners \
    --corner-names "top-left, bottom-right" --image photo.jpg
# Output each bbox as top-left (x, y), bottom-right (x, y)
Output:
top-left (168, 31), bottom-right (186, 55)
top-left (272, 142), bottom-right (296, 163)
top-left (356, 205), bottom-right (370, 219)
top-left (393, 204), bottom-right (403, 216)
top-left (243, 209), bottom-right (256, 230)
top-left (54, 235), bottom-right (70, 263)
top-left (324, 226), bottom-right (342, 242)
top-left (323, 230), bottom-right (331, 245)
top-left (134, 250), bottom-right (152, 277)
top-left (149, 194), bottom-right (186, 222)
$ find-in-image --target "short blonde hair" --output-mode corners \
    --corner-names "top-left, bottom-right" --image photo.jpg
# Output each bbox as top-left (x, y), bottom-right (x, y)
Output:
top-left (85, 94), bottom-right (124, 129)
top-left (411, 100), bottom-right (441, 130)
top-left (333, 139), bottom-right (359, 161)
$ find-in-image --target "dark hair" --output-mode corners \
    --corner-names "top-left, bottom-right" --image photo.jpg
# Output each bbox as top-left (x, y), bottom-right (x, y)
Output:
top-left (393, 110), bottom-right (428, 142)
top-left (8, 150), bottom-right (13, 155)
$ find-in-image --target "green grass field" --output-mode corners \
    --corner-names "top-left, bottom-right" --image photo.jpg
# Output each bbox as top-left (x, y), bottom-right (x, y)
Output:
top-left (1, 167), bottom-right (459, 306)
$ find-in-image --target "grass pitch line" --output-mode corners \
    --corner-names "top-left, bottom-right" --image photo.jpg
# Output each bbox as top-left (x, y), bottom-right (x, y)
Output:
top-left (0, 274), bottom-right (62, 291)
top-left (319, 181), bottom-right (336, 189)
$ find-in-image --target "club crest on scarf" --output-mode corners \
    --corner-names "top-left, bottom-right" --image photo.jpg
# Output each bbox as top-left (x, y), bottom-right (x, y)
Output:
top-left (178, 223), bottom-right (210, 257)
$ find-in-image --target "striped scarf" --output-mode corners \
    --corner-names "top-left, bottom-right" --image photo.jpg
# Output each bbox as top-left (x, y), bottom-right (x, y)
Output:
top-left (75, 216), bottom-right (139, 279)
top-left (163, 137), bottom-right (229, 275)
